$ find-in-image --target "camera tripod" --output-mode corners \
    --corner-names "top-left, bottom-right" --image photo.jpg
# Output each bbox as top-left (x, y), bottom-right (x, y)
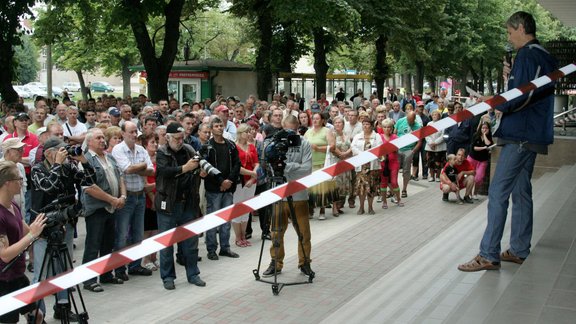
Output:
top-left (35, 231), bottom-right (89, 324)
top-left (253, 174), bottom-right (314, 295)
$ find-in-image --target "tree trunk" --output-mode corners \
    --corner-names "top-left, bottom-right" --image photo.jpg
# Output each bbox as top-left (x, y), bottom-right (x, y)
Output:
top-left (373, 34), bottom-right (388, 103)
top-left (487, 68), bottom-right (494, 95)
top-left (126, 0), bottom-right (184, 102)
top-left (478, 58), bottom-right (485, 95)
top-left (76, 70), bottom-right (88, 101)
top-left (427, 76), bottom-right (436, 94)
top-left (120, 55), bottom-right (132, 99)
top-left (405, 73), bottom-right (413, 94)
top-left (313, 28), bottom-right (329, 100)
top-left (255, 2), bottom-right (273, 101)
top-left (0, 38), bottom-right (18, 104)
top-left (415, 61), bottom-right (424, 95)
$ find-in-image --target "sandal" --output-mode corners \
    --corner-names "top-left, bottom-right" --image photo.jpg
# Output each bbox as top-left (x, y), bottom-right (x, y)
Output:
top-left (396, 202), bottom-right (404, 207)
top-left (368, 210), bottom-right (375, 215)
top-left (243, 240), bottom-right (252, 247)
top-left (458, 255), bottom-right (501, 272)
top-left (501, 249), bottom-right (525, 264)
top-left (84, 282), bottom-right (104, 292)
top-left (401, 191), bottom-right (407, 198)
top-left (235, 241), bottom-right (246, 248)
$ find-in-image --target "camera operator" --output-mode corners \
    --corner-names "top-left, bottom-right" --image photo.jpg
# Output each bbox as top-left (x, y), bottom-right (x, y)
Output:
top-left (0, 161), bottom-right (46, 324)
top-left (31, 136), bottom-right (95, 321)
top-left (80, 128), bottom-right (127, 292)
top-left (156, 123), bottom-right (205, 290)
top-left (262, 115), bottom-right (314, 277)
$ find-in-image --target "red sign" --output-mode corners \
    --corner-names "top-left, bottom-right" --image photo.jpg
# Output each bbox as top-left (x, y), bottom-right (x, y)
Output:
top-left (140, 71), bottom-right (208, 79)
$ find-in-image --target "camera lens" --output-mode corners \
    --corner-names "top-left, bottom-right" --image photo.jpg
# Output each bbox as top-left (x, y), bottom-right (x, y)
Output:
top-left (65, 145), bottom-right (82, 156)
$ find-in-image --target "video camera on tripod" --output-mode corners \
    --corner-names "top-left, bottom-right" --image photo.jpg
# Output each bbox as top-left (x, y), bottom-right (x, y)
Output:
top-left (264, 129), bottom-right (301, 177)
top-left (38, 195), bottom-right (79, 243)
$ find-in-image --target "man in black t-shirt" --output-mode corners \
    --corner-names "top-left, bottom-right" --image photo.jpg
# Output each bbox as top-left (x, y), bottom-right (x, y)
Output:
top-left (202, 117), bottom-right (241, 261)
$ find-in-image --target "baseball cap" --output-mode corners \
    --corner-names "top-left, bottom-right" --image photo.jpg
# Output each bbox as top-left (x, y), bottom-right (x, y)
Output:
top-left (166, 122), bottom-right (185, 134)
top-left (109, 108), bottom-right (121, 117)
top-left (14, 112), bottom-right (30, 120)
top-left (1, 138), bottom-right (25, 152)
top-left (43, 136), bottom-right (67, 152)
top-left (215, 105), bottom-right (229, 113)
top-left (416, 101), bottom-right (425, 106)
top-left (181, 102), bottom-right (190, 108)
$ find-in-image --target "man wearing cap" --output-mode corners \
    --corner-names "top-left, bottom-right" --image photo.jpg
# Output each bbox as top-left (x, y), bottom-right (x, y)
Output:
top-left (0, 138), bottom-right (27, 210)
top-left (28, 127), bottom-right (50, 167)
top-left (108, 107), bottom-right (121, 126)
top-left (156, 122), bottom-right (206, 290)
top-left (31, 136), bottom-right (94, 320)
top-left (63, 106), bottom-right (87, 145)
top-left (215, 105), bottom-right (236, 140)
top-left (181, 102), bottom-right (191, 112)
top-left (111, 121), bottom-right (155, 280)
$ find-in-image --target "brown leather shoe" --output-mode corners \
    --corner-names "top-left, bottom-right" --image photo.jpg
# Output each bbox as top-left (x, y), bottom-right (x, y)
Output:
top-left (501, 249), bottom-right (525, 264)
top-left (458, 255), bottom-right (501, 272)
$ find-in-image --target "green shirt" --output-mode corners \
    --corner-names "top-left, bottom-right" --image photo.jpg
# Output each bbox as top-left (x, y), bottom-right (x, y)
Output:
top-left (394, 117), bottom-right (421, 152)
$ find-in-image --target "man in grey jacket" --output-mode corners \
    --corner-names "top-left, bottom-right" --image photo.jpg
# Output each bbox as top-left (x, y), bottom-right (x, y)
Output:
top-left (262, 115), bottom-right (314, 277)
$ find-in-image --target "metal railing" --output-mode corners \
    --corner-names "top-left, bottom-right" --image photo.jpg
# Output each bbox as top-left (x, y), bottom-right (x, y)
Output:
top-left (554, 106), bottom-right (576, 134)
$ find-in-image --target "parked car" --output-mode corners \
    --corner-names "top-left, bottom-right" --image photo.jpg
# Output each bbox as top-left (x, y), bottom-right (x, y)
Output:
top-left (52, 86), bottom-right (74, 98)
top-left (13, 85), bottom-right (32, 99)
top-left (21, 85), bottom-right (48, 98)
top-left (91, 81), bottom-right (114, 93)
top-left (62, 82), bottom-right (81, 92)
top-left (25, 81), bottom-right (45, 88)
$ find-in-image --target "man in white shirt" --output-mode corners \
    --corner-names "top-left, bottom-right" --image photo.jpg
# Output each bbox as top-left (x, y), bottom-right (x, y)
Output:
top-left (62, 106), bottom-right (87, 145)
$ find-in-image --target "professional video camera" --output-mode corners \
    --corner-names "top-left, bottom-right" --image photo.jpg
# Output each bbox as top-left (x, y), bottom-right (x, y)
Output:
top-left (39, 195), bottom-right (79, 243)
top-left (264, 129), bottom-right (301, 177)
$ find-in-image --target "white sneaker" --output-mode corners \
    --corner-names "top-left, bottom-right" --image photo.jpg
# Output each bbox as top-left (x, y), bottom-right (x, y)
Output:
top-left (428, 177), bottom-right (434, 182)
top-left (318, 214), bottom-right (326, 220)
top-left (376, 196), bottom-right (383, 203)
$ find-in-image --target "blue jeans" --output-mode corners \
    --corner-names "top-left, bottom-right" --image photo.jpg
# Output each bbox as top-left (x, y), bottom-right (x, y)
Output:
top-left (82, 209), bottom-right (116, 286)
top-left (205, 191), bottom-right (233, 253)
top-left (480, 144), bottom-right (537, 262)
top-left (157, 202), bottom-right (200, 283)
top-left (33, 223), bottom-right (74, 306)
top-left (114, 193), bottom-right (145, 273)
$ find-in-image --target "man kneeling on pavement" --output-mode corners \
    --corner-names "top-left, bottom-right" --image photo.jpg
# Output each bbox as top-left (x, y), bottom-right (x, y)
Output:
top-left (440, 148), bottom-right (475, 204)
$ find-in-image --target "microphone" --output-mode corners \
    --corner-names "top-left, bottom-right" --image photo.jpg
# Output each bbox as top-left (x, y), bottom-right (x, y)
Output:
top-left (504, 44), bottom-right (513, 65)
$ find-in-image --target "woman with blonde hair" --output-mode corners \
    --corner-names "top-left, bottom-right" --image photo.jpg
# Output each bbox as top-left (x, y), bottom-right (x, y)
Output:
top-left (304, 113), bottom-right (336, 219)
top-left (232, 124), bottom-right (259, 246)
top-left (104, 126), bottom-right (122, 154)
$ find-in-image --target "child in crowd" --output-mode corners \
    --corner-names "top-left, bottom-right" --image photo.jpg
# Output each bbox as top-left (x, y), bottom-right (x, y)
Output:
top-left (443, 154), bottom-right (463, 204)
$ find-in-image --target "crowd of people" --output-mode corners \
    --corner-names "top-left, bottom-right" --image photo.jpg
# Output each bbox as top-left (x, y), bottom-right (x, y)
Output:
top-left (0, 81), bottom-right (493, 322)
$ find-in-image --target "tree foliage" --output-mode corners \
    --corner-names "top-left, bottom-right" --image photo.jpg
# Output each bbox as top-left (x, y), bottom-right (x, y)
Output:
top-left (13, 34), bottom-right (39, 85)
top-left (0, 0), bottom-right (35, 103)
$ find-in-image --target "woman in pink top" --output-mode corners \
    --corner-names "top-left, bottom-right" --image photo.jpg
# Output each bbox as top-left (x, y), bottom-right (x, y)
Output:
top-left (379, 118), bottom-right (403, 208)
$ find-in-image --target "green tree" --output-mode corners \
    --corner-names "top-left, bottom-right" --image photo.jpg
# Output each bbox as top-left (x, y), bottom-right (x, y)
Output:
top-left (0, 0), bottom-right (35, 104)
top-left (14, 34), bottom-right (39, 85)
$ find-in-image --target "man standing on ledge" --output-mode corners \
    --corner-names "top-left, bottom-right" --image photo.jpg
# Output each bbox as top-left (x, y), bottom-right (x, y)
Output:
top-left (458, 11), bottom-right (557, 272)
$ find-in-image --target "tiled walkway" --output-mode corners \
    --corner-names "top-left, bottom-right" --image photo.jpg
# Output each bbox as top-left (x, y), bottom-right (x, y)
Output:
top-left (36, 138), bottom-right (576, 323)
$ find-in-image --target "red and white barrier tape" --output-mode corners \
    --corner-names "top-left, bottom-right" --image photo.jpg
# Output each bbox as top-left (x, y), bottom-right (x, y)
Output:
top-left (1, 63), bottom-right (574, 315)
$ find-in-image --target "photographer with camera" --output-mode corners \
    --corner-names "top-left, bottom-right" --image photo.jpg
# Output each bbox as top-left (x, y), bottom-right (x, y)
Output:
top-left (156, 123), bottom-right (206, 290)
top-left (262, 115), bottom-right (314, 277)
top-left (0, 161), bottom-right (46, 324)
top-left (31, 136), bottom-right (95, 321)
